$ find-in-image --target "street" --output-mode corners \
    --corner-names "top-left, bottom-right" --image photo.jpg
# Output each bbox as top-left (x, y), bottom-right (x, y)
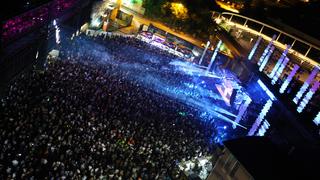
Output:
top-left (120, 5), bottom-right (204, 47)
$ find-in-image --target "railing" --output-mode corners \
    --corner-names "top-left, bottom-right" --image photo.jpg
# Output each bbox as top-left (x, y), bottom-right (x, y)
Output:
top-left (213, 12), bottom-right (320, 67)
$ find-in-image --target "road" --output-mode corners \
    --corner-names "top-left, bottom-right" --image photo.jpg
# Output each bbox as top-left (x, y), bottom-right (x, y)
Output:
top-left (119, 5), bottom-right (204, 47)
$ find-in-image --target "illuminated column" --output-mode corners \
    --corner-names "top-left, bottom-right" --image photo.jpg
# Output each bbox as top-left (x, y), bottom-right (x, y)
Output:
top-left (269, 45), bottom-right (291, 79)
top-left (207, 40), bottom-right (223, 72)
top-left (271, 57), bottom-right (290, 85)
top-left (258, 79), bottom-right (276, 101)
top-left (313, 112), bottom-right (320, 126)
top-left (293, 66), bottom-right (319, 104)
top-left (248, 36), bottom-right (262, 61)
top-left (279, 64), bottom-right (300, 94)
top-left (248, 99), bottom-right (273, 136)
top-left (256, 119), bottom-right (270, 136)
top-left (233, 96), bottom-right (252, 129)
top-left (199, 41), bottom-right (210, 65)
top-left (259, 46), bottom-right (275, 72)
top-left (258, 35), bottom-right (276, 66)
top-left (297, 81), bottom-right (319, 113)
top-left (53, 19), bottom-right (60, 44)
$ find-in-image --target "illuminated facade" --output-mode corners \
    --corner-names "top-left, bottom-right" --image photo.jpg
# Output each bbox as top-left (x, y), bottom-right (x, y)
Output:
top-left (257, 79), bottom-right (276, 101)
top-left (293, 66), bottom-right (319, 104)
top-left (233, 96), bottom-right (252, 129)
top-left (271, 57), bottom-right (290, 85)
top-left (297, 81), bottom-right (320, 113)
top-left (279, 64), bottom-right (300, 94)
top-left (259, 46), bottom-right (275, 72)
top-left (248, 99), bottom-right (273, 136)
top-left (257, 35), bottom-right (276, 66)
top-left (269, 45), bottom-right (291, 79)
top-left (248, 36), bottom-right (262, 61)
top-left (256, 119), bottom-right (270, 136)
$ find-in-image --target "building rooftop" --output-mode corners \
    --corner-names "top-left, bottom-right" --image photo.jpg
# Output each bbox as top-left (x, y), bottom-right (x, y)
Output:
top-left (4, 0), bottom-right (51, 20)
top-left (224, 136), bottom-right (320, 179)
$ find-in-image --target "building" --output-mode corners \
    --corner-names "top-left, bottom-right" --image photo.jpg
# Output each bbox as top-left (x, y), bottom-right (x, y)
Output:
top-left (1, 0), bottom-right (93, 95)
top-left (208, 136), bottom-right (320, 180)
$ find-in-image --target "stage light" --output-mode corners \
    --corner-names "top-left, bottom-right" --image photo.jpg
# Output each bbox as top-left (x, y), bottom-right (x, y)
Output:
top-left (35, 51), bottom-right (39, 59)
top-left (199, 41), bottom-right (210, 65)
top-left (53, 19), bottom-right (60, 44)
top-left (297, 81), bottom-right (319, 113)
top-left (259, 46), bottom-right (275, 72)
top-left (313, 112), bottom-right (320, 126)
top-left (257, 79), bottom-right (276, 101)
top-left (207, 40), bottom-right (222, 72)
top-left (248, 99), bottom-right (273, 136)
top-left (91, 18), bottom-right (101, 28)
top-left (248, 36), bottom-right (262, 61)
top-left (258, 35), bottom-right (276, 66)
top-left (293, 66), bottom-right (319, 104)
top-left (269, 45), bottom-right (291, 79)
top-left (279, 64), bottom-right (299, 94)
top-left (271, 57), bottom-right (289, 85)
top-left (256, 119), bottom-right (270, 136)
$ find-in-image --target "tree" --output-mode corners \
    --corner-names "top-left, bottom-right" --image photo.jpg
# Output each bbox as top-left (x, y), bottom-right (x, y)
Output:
top-left (143, 0), bottom-right (218, 39)
top-left (169, 2), bottom-right (189, 20)
top-left (143, 0), bottom-right (167, 18)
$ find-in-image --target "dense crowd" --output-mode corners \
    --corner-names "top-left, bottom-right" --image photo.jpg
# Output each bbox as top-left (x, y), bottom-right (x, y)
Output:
top-left (0, 34), bottom-right (217, 179)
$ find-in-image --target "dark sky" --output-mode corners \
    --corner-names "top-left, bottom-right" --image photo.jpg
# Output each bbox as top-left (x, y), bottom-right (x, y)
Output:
top-left (242, 0), bottom-right (320, 39)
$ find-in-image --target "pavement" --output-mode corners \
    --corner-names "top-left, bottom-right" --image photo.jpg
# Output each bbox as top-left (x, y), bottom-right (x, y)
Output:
top-left (119, 6), bottom-right (204, 48)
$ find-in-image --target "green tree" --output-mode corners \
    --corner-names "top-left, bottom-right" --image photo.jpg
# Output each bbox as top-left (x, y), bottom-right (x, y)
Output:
top-left (143, 0), bottom-right (218, 39)
top-left (143, 0), bottom-right (167, 18)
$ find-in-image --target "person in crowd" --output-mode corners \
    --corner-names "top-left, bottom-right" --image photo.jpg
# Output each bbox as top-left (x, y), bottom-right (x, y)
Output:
top-left (0, 34), bottom-right (217, 179)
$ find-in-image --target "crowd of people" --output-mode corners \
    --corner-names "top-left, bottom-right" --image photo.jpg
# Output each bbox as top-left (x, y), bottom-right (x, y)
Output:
top-left (0, 33), bottom-right (217, 179)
